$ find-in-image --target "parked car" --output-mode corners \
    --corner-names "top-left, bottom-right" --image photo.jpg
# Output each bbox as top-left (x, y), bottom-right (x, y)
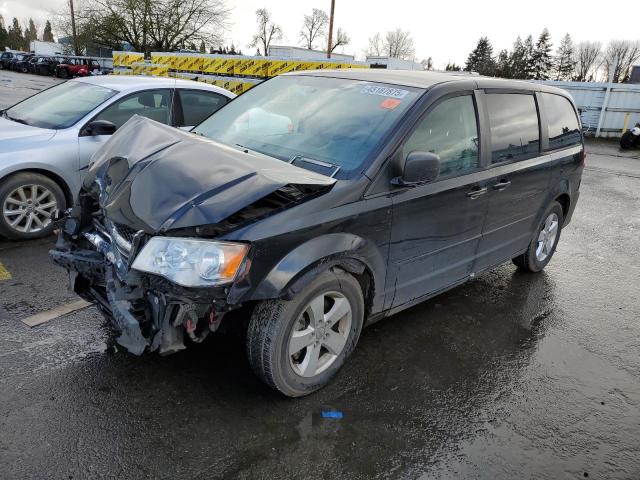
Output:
top-left (50, 70), bottom-right (585, 397)
top-left (0, 76), bottom-right (234, 240)
top-left (22, 55), bottom-right (43, 74)
top-left (31, 56), bottom-right (65, 76)
top-left (0, 50), bottom-right (27, 69)
top-left (55, 58), bottom-right (102, 78)
top-left (9, 53), bottom-right (34, 72)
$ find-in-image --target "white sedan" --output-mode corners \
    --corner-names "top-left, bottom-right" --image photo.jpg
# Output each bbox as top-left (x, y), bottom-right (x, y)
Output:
top-left (0, 76), bottom-right (234, 240)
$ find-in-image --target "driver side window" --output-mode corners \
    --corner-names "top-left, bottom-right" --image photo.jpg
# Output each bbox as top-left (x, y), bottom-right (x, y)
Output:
top-left (93, 89), bottom-right (172, 129)
top-left (402, 95), bottom-right (479, 178)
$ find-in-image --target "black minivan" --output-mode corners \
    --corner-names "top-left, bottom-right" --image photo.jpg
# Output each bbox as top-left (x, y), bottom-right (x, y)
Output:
top-left (51, 70), bottom-right (584, 396)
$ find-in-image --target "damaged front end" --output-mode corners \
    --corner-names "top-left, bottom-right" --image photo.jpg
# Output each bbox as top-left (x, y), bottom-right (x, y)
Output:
top-left (51, 206), bottom-right (230, 355)
top-left (50, 116), bottom-right (335, 355)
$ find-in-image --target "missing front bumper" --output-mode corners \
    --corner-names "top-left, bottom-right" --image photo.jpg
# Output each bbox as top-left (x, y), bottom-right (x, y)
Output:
top-left (50, 248), bottom-right (225, 356)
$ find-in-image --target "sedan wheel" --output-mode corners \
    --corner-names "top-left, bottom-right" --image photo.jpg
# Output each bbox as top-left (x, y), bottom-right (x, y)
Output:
top-left (3, 184), bottom-right (57, 234)
top-left (0, 173), bottom-right (66, 240)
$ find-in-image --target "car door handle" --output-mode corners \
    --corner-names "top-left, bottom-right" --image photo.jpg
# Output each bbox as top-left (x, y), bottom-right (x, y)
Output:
top-left (492, 180), bottom-right (512, 191)
top-left (467, 186), bottom-right (488, 199)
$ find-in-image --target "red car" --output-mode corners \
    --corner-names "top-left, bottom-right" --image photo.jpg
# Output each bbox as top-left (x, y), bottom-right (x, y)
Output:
top-left (55, 58), bottom-right (101, 78)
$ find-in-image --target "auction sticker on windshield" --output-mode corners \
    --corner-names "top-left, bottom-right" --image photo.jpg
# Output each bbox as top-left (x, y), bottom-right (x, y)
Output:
top-left (361, 85), bottom-right (409, 99)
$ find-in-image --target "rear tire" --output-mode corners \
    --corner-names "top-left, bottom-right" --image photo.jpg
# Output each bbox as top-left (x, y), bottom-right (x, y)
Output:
top-left (620, 131), bottom-right (636, 150)
top-left (513, 201), bottom-right (564, 273)
top-left (0, 173), bottom-right (66, 240)
top-left (246, 269), bottom-right (364, 397)
top-left (57, 68), bottom-right (69, 79)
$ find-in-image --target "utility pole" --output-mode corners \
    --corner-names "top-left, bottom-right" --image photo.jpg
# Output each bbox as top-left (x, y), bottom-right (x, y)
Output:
top-left (326, 0), bottom-right (335, 59)
top-left (69, 0), bottom-right (79, 56)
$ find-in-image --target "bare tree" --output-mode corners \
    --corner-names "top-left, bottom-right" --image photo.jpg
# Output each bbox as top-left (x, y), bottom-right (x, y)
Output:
top-left (329, 27), bottom-right (349, 53)
top-left (603, 40), bottom-right (640, 82)
top-left (299, 8), bottom-right (327, 50)
top-left (249, 8), bottom-right (282, 56)
top-left (384, 28), bottom-right (415, 60)
top-left (573, 41), bottom-right (602, 82)
top-left (58, 0), bottom-right (230, 54)
top-left (365, 32), bottom-right (384, 56)
top-left (420, 57), bottom-right (433, 70)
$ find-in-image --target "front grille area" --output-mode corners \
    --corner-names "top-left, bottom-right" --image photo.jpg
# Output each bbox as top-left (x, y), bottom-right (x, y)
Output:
top-left (113, 223), bottom-right (138, 245)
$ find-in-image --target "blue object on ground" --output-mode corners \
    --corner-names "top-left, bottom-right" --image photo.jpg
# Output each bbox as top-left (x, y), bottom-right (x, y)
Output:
top-left (321, 411), bottom-right (343, 419)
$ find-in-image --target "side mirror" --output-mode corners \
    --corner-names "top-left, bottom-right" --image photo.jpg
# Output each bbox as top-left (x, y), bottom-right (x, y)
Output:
top-left (392, 151), bottom-right (441, 187)
top-left (82, 120), bottom-right (117, 137)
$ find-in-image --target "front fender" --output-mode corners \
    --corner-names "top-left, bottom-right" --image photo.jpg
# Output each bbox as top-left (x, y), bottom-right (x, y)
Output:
top-left (237, 233), bottom-right (387, 312)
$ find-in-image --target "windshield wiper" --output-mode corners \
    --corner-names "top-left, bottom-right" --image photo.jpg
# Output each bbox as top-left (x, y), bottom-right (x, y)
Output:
top-left (289, 155), bottom-right (341, 178)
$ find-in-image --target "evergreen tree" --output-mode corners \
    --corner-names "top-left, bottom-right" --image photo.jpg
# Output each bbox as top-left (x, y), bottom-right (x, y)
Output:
top-left (445, 62), bottom-right (461, 71)
top-left (554, 33), bottom-right (575, 80)
top-left (495, 49), bottom-right (511, 78)
top-left (523, 35), bottom-right (535, 78)
top-left (25, 18), bottom-right (38, 45)
top-left (464, 37), bottom-right (496, 75)
top-left (42, 20), bottom-right (54, 42)
top-left (509, 36), bottom-right (528, 79)
top-left (530, 28), bottom-right (553, 80)
top-left (199, 40), bottom-right (206, 53)
top-left (7, 18), bottom-right (24, 50)
top-left (0, 15), bottom-right (8, 49)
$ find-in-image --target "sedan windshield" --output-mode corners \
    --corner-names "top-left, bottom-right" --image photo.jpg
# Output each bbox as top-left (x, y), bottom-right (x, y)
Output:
top-left (195, 76), bottom-right (421, 178)
top-left (4, 81), bottom-right (117, 129)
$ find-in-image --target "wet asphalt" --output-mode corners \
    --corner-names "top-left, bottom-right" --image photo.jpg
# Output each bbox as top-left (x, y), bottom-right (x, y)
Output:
top-left (1, 73), bottom-right (639, 480)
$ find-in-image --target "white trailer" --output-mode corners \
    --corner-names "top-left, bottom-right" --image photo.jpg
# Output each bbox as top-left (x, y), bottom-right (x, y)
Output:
top-left (268, 45), bottom-right (354, 62)
top-left (30, 41), bottom-right (64, 56)
top-left (366, 56), bottom-right (424, 71)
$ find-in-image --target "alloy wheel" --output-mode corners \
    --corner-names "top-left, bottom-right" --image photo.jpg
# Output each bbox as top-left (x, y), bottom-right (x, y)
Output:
top-left (536, 212), bottom-right (559, 262)
top-left (289, 291), bottom-right (352, 378)
top-left (2, 184), bottom-right (57, 234)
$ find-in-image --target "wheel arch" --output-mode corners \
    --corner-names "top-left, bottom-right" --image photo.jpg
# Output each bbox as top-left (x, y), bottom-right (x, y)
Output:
top-left (1, 168), bottom-right (73, 207)
top-left (237, 233), bottom-right (386, 317)
top-left (555, 192), bottom-right (571, 220)
top-left (539, 178), bottom-right (571, 224)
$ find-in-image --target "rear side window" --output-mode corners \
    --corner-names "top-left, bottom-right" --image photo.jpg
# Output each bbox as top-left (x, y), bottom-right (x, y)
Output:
top-left (178, 90), bottom-right (228, 127)
top-left (542, 93), bottom-right (581, 150)
top-left (486, 93), bottom-right (540, 163)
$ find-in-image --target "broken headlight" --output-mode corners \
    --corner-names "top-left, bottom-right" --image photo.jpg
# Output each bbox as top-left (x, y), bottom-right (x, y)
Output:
top-left (131, 237), bottom-right (249, 287)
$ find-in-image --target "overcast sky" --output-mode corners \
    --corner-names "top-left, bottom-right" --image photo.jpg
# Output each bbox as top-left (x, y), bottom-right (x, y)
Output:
top-left (1, 0), bottom-right (636, 68)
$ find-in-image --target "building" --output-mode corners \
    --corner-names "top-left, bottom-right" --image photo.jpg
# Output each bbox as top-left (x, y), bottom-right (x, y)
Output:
top-left (267, 45), bottom-right (355, 62)
top-left (366, 56), bottom-right (424, 71)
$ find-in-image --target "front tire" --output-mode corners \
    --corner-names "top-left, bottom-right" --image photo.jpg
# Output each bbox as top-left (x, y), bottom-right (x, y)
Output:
top-left (0, 173), bottom-right (66, 240)
top-left (247, 269), bottom-right (364, 397)
top-left (513, 201), bottom-right (563, 273)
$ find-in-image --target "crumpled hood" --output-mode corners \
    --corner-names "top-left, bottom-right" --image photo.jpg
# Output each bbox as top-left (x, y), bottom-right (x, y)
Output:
top-left (84, 115), bottom-right (336, 233)
top-left (0, 117), bottom-right (56, 145)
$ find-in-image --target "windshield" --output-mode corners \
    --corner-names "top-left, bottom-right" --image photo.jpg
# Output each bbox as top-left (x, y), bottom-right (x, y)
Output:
top-left (4, 81), bottom-right (117, 129)
top-left (195, 76), bottom-right (421, 178)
